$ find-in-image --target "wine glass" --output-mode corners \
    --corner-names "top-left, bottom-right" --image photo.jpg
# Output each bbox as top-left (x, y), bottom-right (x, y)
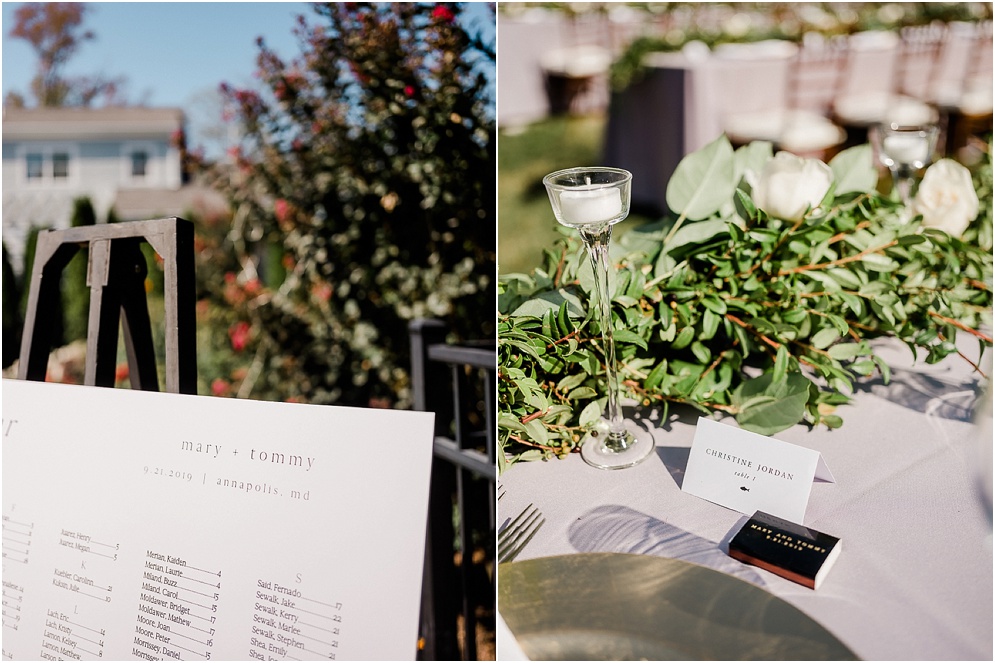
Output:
top-left (543, 167), bottom-right (655, 470)
top-left (870, 122), bottom-right (939, 205)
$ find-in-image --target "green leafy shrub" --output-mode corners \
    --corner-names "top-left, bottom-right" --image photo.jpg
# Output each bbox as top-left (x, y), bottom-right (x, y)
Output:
top-left (498, 137), bottom-right (992, 469)
top-left (204, 2), bottom-right (495, 407)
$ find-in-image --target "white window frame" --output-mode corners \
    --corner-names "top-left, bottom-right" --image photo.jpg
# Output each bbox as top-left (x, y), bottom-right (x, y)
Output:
top-left (17, 143), bottom-right (79, 187)
top-left (121, 141), bottom-right (158, 185)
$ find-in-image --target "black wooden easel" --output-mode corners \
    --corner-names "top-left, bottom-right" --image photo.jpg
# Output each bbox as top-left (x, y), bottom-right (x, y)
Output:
top-left (17, 217), bottom-right (197, 394)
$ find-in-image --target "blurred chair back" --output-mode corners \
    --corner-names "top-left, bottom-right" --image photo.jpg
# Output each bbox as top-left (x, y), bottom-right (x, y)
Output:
top-left (833, 30), bottom-right (900, 108)
top-left (788, 34), bottom-right (850, 116)
top-left (712, 39), bottom-right (798, 118)
top-left (962, 20), bottom-right (993, 101)
top-left (895, 23), bottom-right (948, 101)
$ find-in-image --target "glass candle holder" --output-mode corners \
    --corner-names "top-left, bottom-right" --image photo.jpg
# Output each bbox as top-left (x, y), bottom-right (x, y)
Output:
top-left (870, 122), bottom-right (939, 206)
top-left (543, 167), bottom-right (655, 470)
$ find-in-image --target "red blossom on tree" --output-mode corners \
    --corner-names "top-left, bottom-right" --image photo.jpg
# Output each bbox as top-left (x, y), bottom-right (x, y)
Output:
top-left (311, 281), bottom-right (333, 303)
top-left (274, 198), bottom-right (291, 224)
top-left (243, 278), bottom-right (262, 296)
top-left (228, 321), bottom-right (252, 352)
top-left (432, 5), bottom-right (455, 22)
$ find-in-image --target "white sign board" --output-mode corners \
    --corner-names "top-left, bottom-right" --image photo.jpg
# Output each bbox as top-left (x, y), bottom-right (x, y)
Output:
top-left (1, 379), bottom-right (435, 661)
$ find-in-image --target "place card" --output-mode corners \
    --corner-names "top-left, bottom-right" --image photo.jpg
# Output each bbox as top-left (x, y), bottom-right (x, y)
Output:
top-left (681, 417), bottom-right (835, 523)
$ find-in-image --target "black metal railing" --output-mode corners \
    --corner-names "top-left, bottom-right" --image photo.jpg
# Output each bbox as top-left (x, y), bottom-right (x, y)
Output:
top-left (409, 319), bottom-right (496, 661)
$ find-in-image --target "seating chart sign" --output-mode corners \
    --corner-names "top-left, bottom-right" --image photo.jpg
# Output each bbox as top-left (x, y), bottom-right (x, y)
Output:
top-left (1, 379), bottom-right (435, 661)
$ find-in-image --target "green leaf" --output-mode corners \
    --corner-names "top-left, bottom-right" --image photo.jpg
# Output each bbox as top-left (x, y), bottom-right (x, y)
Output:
top-left (735, 188), bottom-right (757, 221)
top-left (557, 300), bottom-right (574, 335)
top-left (733, 373), bottom-right (811, 435)
top-left (579, 400), bottom-right (603, 426)
top-left (829, 144), bottom-right (878, 194)
top-left (860, 253), bottom-right (899, 272)
top-left (850, 359), bottom-right (877, 376)
top-left (700, 309), bottom-right (720, 341)
top-left (613, 329), bottom-right (648, 350)
top-left (506, 339), bottom-right (541, 359)
top-left (666, 217), bottom-right (730, 252)
top-left (524, 419), bottom-right (549, 445)
top-left (558, 373), bottom-right (587, 393)
top-left (700, 296), bottom-right (728, 315)
top-left (822, 414), bottom-right (844, 429)
top-left (897, 234), bottom-right (927, 246)
top-left (666, 134), bottom-right (736, 221)
top-left (498, 440), bottom-right (510, 475)
top-left (498, 413), bottom-right (526, 433)
top-left (672, 326), bottom-right (695, 349)
top-left (812, 327), bottom-right (840, 350)
top-left (858, 281), bottom-right (893, 296)
top-left (691, 341), bottom-right (711, 364)
top-left (645, 360), bottom-right (669, 391)
top-left (872, 355), bottom-right (892, 384)
top-left (827, 268), bottom-right (863, 289)
top-left (511, 290), bottom-right (585, 319)
top-left (517, 450), bottom-right (545, 462)
top-left (828, 343), bottom-right (863, 360)
top-left (772, 344), bottom-right (789, 383)
top-left (578, 254), bottom-right (618, 297)
top-left (567, 386), bottom-right (598, 400)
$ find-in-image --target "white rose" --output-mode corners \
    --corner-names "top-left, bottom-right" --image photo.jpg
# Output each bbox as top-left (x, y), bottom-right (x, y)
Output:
top-left (751, 151), bottom-right (834, 223)
top-left (913, 158), bottom-right (979, 237)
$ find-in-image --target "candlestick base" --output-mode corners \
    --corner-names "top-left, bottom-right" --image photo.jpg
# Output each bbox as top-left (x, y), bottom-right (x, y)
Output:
top-left (580, 419), bottom-right (656, 470)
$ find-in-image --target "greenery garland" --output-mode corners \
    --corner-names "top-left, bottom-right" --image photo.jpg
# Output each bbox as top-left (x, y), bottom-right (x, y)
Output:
top-left (498, 137), bottom-right (992, 471)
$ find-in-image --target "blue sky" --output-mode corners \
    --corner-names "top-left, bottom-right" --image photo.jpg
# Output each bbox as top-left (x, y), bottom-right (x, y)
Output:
top-left (1, 2), bottom-right (495, 154)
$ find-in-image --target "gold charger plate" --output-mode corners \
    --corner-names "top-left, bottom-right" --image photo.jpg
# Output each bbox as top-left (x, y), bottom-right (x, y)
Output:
top-left (498, 553), bottom-right (858, 661)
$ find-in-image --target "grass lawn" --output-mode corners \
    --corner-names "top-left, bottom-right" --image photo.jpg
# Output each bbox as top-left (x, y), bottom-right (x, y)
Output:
top-left (497, 113), bottom-right (656, 276)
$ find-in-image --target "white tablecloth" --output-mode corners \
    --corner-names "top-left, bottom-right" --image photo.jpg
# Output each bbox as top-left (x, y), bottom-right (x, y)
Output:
top-left (498, 335), bottom-right (993, 661)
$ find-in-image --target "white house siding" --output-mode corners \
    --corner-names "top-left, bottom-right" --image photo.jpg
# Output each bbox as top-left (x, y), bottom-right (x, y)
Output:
top-left (2, 107), bottom-right (185, 273)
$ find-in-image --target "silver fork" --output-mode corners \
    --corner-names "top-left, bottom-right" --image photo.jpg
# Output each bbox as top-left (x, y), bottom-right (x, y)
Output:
top-left (498, 503), bottom-right (545, 563)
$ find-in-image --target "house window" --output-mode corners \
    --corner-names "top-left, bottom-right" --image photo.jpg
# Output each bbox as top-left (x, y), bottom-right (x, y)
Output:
top-left (52, 152), bottom-right (70, 179)
top-left (26, 153), bottom-right (43, 180)
top-left (131, 150), bottom-right (148, 178)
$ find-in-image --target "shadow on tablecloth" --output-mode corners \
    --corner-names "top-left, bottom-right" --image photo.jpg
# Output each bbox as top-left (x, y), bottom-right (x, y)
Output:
top-left (856, 367), bottom-right (981, 422)
top-left (567, 504), bottom-right (768, 587)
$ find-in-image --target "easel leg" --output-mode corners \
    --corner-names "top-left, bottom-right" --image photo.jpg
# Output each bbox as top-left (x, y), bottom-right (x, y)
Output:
top-left (17, 234), bottom-right (78, 382)
top-left (84, 240), bottom-right (122, 387)
top-left (119, 241), bottom-right (160, 391)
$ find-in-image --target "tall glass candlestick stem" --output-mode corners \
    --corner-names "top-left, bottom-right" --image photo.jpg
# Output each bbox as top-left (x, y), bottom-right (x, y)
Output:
top-left (583, 223), bottom-right (627, 447)
top-left (871, 122), bottom-right (939, 206)
top-left (543, 167), bottom-right (655, 470)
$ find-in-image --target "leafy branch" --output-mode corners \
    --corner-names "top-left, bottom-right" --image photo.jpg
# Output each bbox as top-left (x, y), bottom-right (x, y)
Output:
top-left (499, 136), bottom-right (993, 470)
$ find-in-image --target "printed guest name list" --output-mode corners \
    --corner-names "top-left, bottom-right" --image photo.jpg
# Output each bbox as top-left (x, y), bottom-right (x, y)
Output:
top-left (1, 379), bottom-right (434, 660)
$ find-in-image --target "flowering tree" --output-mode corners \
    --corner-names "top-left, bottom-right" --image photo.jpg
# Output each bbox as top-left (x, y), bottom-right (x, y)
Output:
top-left (204, 3), bottom-right (495, 407)
top-left (6, 2), bottom-right (124, 107)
